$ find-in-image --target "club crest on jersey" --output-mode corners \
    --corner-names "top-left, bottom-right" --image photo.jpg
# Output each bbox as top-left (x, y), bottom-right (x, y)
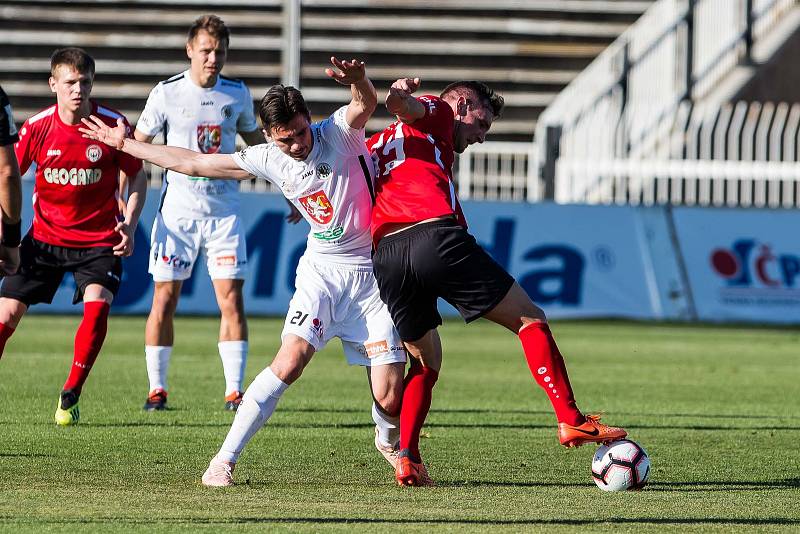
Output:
top-left (85, 145), bottom-right (102, 163)
top-left (197, 124), bottom-right (222, 154)
top-left (298, 190), bottom-right (334, 225)
top-left (316, 162), bottom-right (332, 179)
top-left (221, 105), bottom-right (233, 120)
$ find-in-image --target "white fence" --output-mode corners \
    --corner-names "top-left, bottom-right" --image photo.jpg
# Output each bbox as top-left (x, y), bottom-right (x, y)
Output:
top-left (556, 100), bottom-right (800, 206)
top-left (537, 0), bottom-right (797, 171)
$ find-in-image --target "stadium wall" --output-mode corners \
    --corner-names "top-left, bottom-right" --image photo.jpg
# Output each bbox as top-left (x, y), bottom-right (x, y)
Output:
top-left (17, 183), bottom-right (800, 324)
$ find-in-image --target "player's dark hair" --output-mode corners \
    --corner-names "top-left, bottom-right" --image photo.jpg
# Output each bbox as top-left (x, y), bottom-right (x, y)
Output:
top-left (258, 85), bottom-right (311, 131)
top-left (441, 81), bottom-right (504, 119)
top-left (50, 47), bottom-right (95, 78)
top-left (188, 14), bottom-right (230, 47)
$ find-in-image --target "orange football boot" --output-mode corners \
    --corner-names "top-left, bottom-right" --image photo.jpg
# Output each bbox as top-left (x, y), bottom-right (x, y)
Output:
top-left (558, 414), bottom-right (627, 447)
top-left (395, 454), bottom-right (435, 487)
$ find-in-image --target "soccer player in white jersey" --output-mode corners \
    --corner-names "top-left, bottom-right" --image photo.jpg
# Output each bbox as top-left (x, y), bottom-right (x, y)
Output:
top-left (134, 15), bottom-right (299, 412)
top-left (81, 57), bottom-right (409, 485)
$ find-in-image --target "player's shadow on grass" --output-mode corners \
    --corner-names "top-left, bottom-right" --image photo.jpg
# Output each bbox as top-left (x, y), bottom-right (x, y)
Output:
top-left (278, 407), bottom-right (799, 421)
top-left (15, 516), bottom-right (800, 527)
top-left (435, 478), bottom-right (800, 491)
top-left (644, 478), bottom-right (800, 492)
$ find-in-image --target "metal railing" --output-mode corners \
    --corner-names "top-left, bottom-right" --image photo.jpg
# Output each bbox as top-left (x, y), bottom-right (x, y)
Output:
top-left (555, 100), bottom-right (800, 207)
top-left (537, 0), bottom-right (798, 199)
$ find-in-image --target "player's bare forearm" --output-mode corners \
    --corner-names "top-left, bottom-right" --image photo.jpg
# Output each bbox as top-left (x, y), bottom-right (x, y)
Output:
top-left (386, 78), bottom-right (425, 124)
top-left (325, 57), bottom-right (377, 129)
top-left (80, 116), bottom-right (254, 180)
top-left (122, 169), bottom-right (147, 229)
top-left (0, 145), bottom-right (22, 224)
top-left (347, 77), bottom-right (377, 130)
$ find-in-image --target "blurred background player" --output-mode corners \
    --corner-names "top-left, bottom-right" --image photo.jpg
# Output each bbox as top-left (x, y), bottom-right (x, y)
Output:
top-left (0, 48), bottom-right (146, 425)
top-left (0, 85), bottom-right (22, 276)
top-left (368, 78), bottom-right (627, 486)
top-left (134, 15), bottom-right (301, 412)
top-left (81, 56), bottom-right (407, 487)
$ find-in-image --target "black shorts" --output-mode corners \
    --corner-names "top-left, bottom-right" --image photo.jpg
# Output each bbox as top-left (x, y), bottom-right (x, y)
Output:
top-left (372, 219), bottom-right (515, 342)
top-left (0, 236), bottom-right (122, 306)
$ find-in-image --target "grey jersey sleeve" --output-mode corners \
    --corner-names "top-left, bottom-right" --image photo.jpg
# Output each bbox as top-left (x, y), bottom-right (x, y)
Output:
top-left (231, 144), bottom-right (278, 186)
top-left (237, 83), bottom-right (259, 133)
top-left (136, 83), bottom-right (167, 137)
top-left (319, 106), bottom-right (367, 155)
top-left (0, 86), bottom-right (18, 146)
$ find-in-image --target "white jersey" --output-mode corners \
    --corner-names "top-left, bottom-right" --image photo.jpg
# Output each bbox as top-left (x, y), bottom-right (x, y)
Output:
top-left (137, 70), bottom-right (259, 219)
top-left (232, 106), bottom-right (375, 265)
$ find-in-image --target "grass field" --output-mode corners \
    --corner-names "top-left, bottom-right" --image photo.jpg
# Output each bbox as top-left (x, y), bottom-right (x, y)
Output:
top-left (0, 315), bottom-right (798, 532)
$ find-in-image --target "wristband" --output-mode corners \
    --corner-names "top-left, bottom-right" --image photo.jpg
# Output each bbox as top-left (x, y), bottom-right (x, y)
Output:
top-left (1, 220), bottom-right (21, 247)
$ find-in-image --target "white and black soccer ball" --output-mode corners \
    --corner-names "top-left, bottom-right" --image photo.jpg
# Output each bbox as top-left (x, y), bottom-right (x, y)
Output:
top-left (591, 439), bottom-right (650, 491)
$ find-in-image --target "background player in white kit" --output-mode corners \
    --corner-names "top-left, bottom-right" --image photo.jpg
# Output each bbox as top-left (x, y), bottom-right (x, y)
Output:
top-left (134, 15), bottom-right (300, 411)
top-left (81, 57), bottom-right (408, 486)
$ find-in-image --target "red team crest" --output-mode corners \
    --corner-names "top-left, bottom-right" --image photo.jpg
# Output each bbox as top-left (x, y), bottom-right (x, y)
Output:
top-left (197, 124), bottom-right (222, 154)
top-left (298, 190), bottom-right (334, 224)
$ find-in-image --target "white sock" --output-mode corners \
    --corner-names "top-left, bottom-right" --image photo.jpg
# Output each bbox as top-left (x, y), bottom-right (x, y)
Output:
top-left (372, 401), bottom-right (400, 448)
top-left (218, 340), bottom-right (248, 395)
top-left (145, 345), bottom-right (172, 393)
top-left (217, 367), bottom-right (288, 463)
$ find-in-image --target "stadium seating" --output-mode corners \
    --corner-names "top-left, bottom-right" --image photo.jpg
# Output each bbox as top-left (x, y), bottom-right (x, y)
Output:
top-left (0, 0), bottom-right (654, 142)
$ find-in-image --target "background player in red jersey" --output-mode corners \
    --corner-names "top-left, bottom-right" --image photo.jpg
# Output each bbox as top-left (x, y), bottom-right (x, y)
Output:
top-left (0, 48), bottom-right (146, 426)
top-left (367, 78), bottom-right (628, 486)
top-left (0, 85), bottom-right (22, 276)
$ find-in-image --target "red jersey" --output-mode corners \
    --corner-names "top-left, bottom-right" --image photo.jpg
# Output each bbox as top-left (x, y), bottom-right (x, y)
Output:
top-left (367, 95), bottom-right (467, 244)
top-left (15, 102), bottom-right (142, 248)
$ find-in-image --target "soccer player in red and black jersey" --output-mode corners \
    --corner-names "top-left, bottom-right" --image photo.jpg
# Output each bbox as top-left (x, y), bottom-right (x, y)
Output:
top-left (367, 78), bottom-right (628, 486)
top-left (0, 85), bottom-right (23, 276)
top-left (0, 48), bottom-right (146, 426)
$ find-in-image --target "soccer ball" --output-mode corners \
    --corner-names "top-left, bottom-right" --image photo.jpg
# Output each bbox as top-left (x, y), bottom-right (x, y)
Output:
top-left (591, 439), bottom-right (650, 491)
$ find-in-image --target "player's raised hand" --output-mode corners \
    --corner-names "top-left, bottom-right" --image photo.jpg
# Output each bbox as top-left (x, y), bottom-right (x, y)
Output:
top-left (79, 116), bottom-right (126, 150)
top-left (113, 220), bottom-right (135, 257)
top-left (386, 78), bottom-right (423, 120)
top-left (389, 77), bottom-right (421, 98)
top-left (325, 57), bottom-right (366, 85)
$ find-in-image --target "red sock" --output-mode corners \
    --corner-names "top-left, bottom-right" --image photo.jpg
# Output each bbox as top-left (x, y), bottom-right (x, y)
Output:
top-left (399, 361), bottom-right (439, 461)
top-left (519, 322), bottom-right (584, 426)
top-left (63, 301), bottom-right (110, 395)
top-left (0, 322), bottom-right (15, 359)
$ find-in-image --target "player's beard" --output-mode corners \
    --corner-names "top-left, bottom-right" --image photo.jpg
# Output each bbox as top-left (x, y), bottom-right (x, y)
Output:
top-left (453, 120), bottom-right (467, 153)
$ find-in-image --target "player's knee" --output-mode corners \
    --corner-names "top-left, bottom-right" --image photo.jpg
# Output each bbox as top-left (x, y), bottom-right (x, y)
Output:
top-left (374, 389), bottom-right (402, 416)
top-left (271, 336), bottom-right (314, 384)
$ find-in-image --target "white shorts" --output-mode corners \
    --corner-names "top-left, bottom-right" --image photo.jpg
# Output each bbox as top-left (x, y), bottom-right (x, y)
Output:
top-left (282, 254), bottom-right (406, 367)
top-left (148, 212), bottom-right (248, 282)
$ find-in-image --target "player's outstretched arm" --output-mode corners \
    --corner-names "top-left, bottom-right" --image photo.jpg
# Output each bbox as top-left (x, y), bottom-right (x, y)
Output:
top-left (386, 78), bottom-right (426, 124)
top-left (79, 116), bottom-right (254, 180)
top-left (326, 56), bottom-right (377, 130)
top-left (113, 168), bottom-right (147, 257)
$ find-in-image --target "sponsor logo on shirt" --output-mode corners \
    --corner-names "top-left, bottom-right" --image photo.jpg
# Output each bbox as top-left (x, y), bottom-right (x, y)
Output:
top-left (311, 317), bottom-right (324, 339)
top-left (298, 190), bottom-right (333, 225)
top-left (155, 252), bottom-right (191, 271)
top-left (85, 145), bottom-right (102, 163)
top-left (201, 100), bottom-right (214, 106)
top-left (43, 167), bottom-right (102, 186)
top-left (316, 162), bottom-right (332, 179)
top-left (312, 225), bottom-right (343, 242)
top-left (197, 124), bottom-right (222, 154)
top-left (356, 340), bottom-right (403, 358)
top-left (215, 255), bottom-right (237, 266)
top-left (46, 148), bottom-right (62, 157)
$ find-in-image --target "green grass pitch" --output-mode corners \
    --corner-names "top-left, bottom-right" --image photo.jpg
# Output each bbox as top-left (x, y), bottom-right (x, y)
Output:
top-left (0, 315), bottom-right (798, 532)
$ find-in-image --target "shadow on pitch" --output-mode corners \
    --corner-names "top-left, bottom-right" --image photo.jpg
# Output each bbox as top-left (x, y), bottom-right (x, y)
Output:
top-left (4, 516), bottom-right (799, 527)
